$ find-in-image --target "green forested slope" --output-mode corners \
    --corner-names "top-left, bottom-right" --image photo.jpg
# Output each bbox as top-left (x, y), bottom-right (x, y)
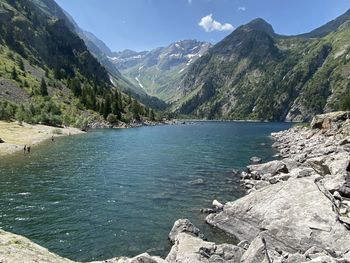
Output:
top-left (173, 16), bottom-right (350, 121)
top-left (0, 0), bottom-right (156, 127)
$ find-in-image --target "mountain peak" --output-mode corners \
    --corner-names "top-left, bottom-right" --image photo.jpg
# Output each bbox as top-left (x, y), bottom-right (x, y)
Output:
top-left (243, 18), bottom-right (275, 35)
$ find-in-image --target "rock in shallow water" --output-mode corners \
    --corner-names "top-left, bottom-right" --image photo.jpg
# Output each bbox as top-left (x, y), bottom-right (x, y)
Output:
top-left (168, 219), bottom-right (203, 243)
top-left (250, 156), bottom-right (262, 164)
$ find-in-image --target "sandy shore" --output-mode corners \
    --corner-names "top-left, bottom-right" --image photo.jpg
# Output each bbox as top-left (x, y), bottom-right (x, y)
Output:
top-left (0, 121), bottom-right (84, 157)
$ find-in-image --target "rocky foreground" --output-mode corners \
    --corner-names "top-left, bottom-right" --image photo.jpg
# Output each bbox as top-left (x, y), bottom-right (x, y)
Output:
top-left (1, 111), bottom-right (350, 263)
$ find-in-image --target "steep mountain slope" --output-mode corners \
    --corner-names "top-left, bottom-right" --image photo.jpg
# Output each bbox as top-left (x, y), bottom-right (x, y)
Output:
top-left (76, 28), bottom-right (167, 110)
top-left (110, 40), bottom-right (211, 102)
top-left (173, 13), bottom-right (350, 121)
top-left (0, 0), bottom-right (154, 126)
top-left (36, 0), bottom-right (166, 110)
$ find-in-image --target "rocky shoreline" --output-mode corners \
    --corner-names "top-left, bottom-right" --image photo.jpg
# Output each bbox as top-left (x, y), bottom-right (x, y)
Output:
top-left (1, 111), bottom-right (350, 262)
top-left (87, 119), bottom-right (180, 129)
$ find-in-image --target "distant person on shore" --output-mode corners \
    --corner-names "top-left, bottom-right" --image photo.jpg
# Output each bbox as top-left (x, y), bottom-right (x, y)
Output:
top-left (52, 136), bottom-right (54, 142)
top-left (23, 145), bottom-right (27, 154)
top-left (27, 146), bottom-right (31, 154)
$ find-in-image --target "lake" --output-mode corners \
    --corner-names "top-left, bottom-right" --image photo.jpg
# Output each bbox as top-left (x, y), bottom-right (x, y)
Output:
top-left (0, 122), bottom-right (291, 261)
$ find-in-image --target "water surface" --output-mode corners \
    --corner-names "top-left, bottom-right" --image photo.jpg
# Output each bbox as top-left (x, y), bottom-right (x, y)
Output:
top-left (0, 122), bottom-right (291, 261)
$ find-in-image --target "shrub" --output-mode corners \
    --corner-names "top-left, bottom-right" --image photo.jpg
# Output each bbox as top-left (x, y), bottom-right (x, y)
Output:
top-left (0, 101), bottom-right (17, 120)
top-left (106, 113), bottom-right (118, 124)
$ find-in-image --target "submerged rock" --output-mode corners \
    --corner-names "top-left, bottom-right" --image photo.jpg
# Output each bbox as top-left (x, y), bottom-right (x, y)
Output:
top-left (189, 178), bottom-right (205, 186)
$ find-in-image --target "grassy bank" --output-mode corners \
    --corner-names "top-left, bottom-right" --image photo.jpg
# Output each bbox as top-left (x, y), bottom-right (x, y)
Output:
top-left (0, 121), bottom-right (84, 157)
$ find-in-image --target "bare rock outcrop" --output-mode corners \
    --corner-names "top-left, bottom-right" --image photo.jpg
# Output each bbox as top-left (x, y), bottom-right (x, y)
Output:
top-left (207, 111), bottom-right (350, 262)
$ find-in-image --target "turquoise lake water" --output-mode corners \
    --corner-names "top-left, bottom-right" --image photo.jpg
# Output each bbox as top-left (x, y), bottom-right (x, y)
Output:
top-left (0, 122), bottom-right (291, 261)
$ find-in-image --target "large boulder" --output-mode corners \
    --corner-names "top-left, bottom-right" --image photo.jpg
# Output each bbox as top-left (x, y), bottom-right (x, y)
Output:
top-left (206, 178), bottom-right (350, 254)
top-left (310, 111), bottom-right (350, 130)
top-left (166, 233), bottom-right (245, 263)
top-left (168, 219), bottom-right (202, 243)
top-left (247, 160), bottom-right (288, 176)
top-left (0, 230), bottom-right (74, 263)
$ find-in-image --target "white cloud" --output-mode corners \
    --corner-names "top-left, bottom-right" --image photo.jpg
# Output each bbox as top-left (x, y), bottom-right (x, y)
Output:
top-left (238, 6), bottom-right (246, 11)
top-left (199, 14), bottom-right (234, 32)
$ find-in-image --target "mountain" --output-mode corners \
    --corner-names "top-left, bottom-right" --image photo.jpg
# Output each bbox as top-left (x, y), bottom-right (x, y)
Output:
top-left (60, 5), bottom-right (167, 110)
top-left (110, 40), bottom-right (211, 102)
top-left (0, 0), bottom-right (156, 126)
top-left (172, 12), bottom-right (350, 121)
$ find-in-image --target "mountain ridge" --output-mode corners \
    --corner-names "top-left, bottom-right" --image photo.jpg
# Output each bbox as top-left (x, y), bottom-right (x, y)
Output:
top-left (109, 40), bottom-right (211, 102)
top-left (171, 10), bottom-right (350, 121)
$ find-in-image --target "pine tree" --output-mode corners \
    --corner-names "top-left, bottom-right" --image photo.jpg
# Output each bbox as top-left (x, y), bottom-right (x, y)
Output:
top-left (11, 66), bottom-right (18, 80)
top-left (40, 78), bottom-right (48, 96)
top-left (67, 78), bottom-right (82, 97)
top-left (132, 100), bottom-right (141, 121)
top-left (17, 58), bottom-right (25, 71)
top-left (149, 108), bottom-right (155, 121)
top-left (103, 95), bottom-right (112, 119)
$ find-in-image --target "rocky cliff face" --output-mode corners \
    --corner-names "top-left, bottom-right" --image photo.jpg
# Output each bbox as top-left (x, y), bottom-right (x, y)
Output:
top-left (1, 111), bottom-right (350, 263)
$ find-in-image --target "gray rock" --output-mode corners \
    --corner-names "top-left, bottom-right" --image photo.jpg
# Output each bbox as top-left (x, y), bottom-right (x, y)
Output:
top-left (310, 111), bottom-right (349, 130)
top-left (168, 219), bottom-right (202, 243)
top-left (304, 246), bottom-right (328, 258)
top-left (324, 152), bottom-right (350, 176)
top-left (128, 253), bottom-right (166, 263)
top-left (240, 235), bottom-right (268, 263)
top-left (166, 233), bottom-right (244, 263)
top-left (237, 240), bottom-right (250, 250)
top-left (302, 254), bottom-right (338, 263)
top-left (212, 200), bottom-right (224, 210)
top-left (206, 178), bottom-right (350, 254)
top-left (333, 191), bottom-right (342, 200)
top-left (247, 160), bottom-right (288, 176)
top-left (250, 156), bottom-right (262, 164)
top-left (283, 253), bottom-right (306, 263)
top-left (339, 216), bottom-right (350, 226)
top-left (306, 157), bottom-right (331, 176)
top-left (215, 244), bottom-right (245, 261)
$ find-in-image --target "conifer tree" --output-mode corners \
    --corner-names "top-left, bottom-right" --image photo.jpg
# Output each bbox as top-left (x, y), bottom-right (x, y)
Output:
top-left (103, 95), bottom-right (112, 119)
top-left (40, 78), bottom-right (48, 96)
top-left (11, 66), bottom-right (18, 80)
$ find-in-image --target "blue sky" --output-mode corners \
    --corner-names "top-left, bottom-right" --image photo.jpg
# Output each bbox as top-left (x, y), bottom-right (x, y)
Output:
top-left (54, 0), bottom-right (350, 52)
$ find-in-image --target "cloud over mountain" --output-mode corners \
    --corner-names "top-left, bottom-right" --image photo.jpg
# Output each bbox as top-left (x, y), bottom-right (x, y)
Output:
top-left (199, 14), bottom-right (234, 32)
